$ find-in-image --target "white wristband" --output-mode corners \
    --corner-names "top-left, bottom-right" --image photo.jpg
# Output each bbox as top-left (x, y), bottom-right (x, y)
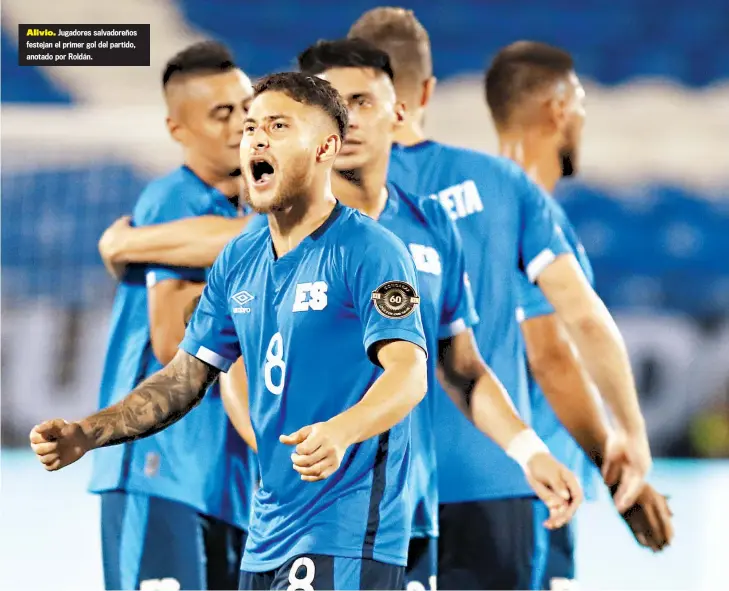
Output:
top-left (506, 429), bottom-right (550, 472)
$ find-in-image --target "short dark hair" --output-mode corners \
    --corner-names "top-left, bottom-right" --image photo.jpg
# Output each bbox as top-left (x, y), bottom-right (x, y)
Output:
top-left (485, 41), bottom-right (575, 128)
top-left (253, 72), bottom-right (349, 139)
top-left (298, 38), bottom-right (394, 81)
top-left (348, 8), bottom-right (432, 91)
top-left (163, 41), bottom-right (236, 88)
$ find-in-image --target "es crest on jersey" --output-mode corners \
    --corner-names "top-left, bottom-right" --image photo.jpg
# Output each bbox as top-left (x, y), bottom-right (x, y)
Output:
top-left (371, 281), bottom-right (420, 319)
top-left (292, 281), bottom-right (328, 312)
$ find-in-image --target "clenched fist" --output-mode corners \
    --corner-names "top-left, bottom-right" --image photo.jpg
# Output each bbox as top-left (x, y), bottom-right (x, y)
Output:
top-left (98, 215), bottom-right (133, 280)
top-left (280, 421), bottom-right (350, 482)
top-left (29, 419), bottom-right (91, 471)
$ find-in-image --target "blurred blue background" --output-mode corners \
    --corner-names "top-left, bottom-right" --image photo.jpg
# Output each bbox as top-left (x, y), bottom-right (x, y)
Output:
top-left (2, 1), bottom-right (728, 589)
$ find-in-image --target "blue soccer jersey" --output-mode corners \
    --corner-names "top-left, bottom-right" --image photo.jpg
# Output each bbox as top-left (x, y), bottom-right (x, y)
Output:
top-left (180, 202), bottom-right (427, 571)
top-left (389, 141), bottom-right (570, 503)
top-left (379, 184), bottom-right (479, 537)
top-left (516, 195), bottom-right (601, 500)
top-left (242, 185), bottom-right (479, 539)
top-left (89, 166), bottom-right (257, 530)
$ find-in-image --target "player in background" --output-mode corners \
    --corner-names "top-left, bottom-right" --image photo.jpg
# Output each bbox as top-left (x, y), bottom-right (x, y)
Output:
top-left (349, 7), bottom-right (654, 590)
top-left (31, 72), bottom-right (429, 591)
top-left (485, 41), bottom-right (674, 587)
top-left (68, 42), bottom-right (259, 591)
top-left (294, 38), bottom-right (582, 590)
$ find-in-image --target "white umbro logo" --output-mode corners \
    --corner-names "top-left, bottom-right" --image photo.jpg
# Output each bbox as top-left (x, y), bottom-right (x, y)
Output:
top-left (232, 290), bottom-right (254, 314)
top-left (232, 290), bottom-right (254, 306)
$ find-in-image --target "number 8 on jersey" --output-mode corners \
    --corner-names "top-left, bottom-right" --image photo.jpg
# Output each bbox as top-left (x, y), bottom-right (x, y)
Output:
top-left (264, 332), bottom-right (286, 395)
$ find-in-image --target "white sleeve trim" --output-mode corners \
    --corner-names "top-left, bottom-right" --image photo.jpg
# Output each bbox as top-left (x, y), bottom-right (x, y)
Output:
top-left (194, 345), bottom-right (231, 371)
top-left (146, 271), bottom-right (157, 288)
top-left (526, 248), bottom-right (556, 283)
top-left (515, 307), bottom-right (526, 323)
top-left (439, 317), bottom-right (469, 338)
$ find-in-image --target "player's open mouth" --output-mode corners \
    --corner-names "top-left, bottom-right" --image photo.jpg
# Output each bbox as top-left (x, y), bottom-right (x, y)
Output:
top-left (250, 158), bottom-right (275, 187)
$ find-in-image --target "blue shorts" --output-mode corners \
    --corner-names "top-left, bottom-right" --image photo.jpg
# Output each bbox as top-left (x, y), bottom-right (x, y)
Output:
top-left (238, 554), bottom-right (404, 590)
top-left (438, 497), bottom-right (543, 590)
top-left (533, 500), bottom-right (576, 590)
top-left (101, 491), bottom-right (245, 590)
top-left (406, 537), bottom-right (437, 590)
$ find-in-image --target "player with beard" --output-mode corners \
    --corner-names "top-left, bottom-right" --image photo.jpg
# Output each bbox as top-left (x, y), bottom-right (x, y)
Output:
top-left (32, 42), bottom-right (259, 591)
top-left (31, 72), bottom-right (430, 591)
top-left (349, 7), bottom-right (659, 590)
top-left (485, 42), bottom-right (674, 588)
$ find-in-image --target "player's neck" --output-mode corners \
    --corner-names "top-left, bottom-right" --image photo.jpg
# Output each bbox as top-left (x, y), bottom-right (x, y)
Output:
top-left (498, 132), bottom-right (561, 193)
top-left (267, 185), bottom-right (337, 258)
top-left (394, 119), bottom-right (427, 147)
top-left (184, 159), bottom-right (240, 197)
top-left (332, 163), bottom-right (389, 220)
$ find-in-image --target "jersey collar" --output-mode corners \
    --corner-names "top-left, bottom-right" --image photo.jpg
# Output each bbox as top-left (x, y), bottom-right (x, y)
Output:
top-left (380, 183), bottom-right (401, 221)
top-left (267, 200), bottom-right (344, 264)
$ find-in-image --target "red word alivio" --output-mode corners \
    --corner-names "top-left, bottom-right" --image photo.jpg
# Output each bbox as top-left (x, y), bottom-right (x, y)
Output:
top-left (26, 28), bottom-right (56, 36)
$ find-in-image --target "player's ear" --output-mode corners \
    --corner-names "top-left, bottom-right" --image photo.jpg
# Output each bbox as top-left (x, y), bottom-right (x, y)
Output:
top-left (546, 79), bottom-right (572, 135)
top-left (166, 116), bottom-right (185, 144)
top-left (421, 76), bottom-right (437, 108)
top-left (544, 96), bottom-right (567, 135)
top-left (316, 133), bottom-right (340, 164)
top-left (393, 101), bottom-right (406, 130)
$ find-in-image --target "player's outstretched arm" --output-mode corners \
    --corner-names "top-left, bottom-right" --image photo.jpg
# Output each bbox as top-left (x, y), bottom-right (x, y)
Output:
top-left (437, 329), bottom-right (582, 528)
top-left (280, 340), bottom-right (427, 483)
top-left (537, 254), bottom-right (651, 511)
top-left (99, 215), bottom-right (249, 275)
top-left (29, 350), bottom-right (219, 471)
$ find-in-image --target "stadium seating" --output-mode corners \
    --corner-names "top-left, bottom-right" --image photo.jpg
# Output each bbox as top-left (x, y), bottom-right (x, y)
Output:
top-left (1, 34), bottom-right (72, 103)
top-left (1, 165), bottom-right (148, 305)
top-left (177, 0), bottom-right (729, 87)
top-left (556, 181), bottom-right (729, 315)
top-left (4, 2), bottom-right (728, 99)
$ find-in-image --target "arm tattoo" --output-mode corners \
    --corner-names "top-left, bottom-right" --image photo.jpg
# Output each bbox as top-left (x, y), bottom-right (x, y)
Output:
top-left (81, 350), bottom-right (220, 448)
